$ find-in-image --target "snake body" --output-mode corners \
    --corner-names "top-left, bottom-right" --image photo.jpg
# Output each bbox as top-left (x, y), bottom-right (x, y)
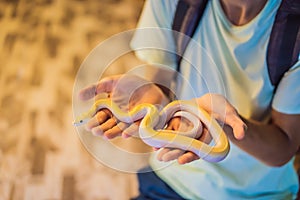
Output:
top-left (73, 99), bottom-right (229, 162)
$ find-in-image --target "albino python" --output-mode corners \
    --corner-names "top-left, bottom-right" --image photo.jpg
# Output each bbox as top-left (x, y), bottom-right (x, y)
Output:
top-left (73, 99), bottom-right (229, 162)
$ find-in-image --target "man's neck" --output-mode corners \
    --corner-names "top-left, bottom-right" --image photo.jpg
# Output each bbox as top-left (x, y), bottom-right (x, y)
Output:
top-left (220, 0), bottom-right (268, 26)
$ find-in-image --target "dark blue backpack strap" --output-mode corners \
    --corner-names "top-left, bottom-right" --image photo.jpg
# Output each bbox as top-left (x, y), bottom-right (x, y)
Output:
top-left (172, 0), bottom-right (209, 71)
top-left (267, 0), bottom-right (300, 87)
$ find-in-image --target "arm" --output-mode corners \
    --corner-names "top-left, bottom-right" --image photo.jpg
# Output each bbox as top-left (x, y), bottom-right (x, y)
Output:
top-left (227, 110), bottom-right (300, 167)
top-left (230, 63), bottom-right (300, 167)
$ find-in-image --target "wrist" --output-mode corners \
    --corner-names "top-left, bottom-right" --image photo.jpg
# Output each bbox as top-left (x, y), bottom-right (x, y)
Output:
top-left (155, 84), bottom-right (173, 103)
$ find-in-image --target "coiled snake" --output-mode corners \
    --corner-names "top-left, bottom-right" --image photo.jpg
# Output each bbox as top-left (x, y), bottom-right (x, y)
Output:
top-left (73, 99), bottom-right (229, 162)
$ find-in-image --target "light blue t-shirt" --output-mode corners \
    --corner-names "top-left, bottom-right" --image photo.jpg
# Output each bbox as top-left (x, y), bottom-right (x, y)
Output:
top-left (131, 0), bottom-right (300, 199)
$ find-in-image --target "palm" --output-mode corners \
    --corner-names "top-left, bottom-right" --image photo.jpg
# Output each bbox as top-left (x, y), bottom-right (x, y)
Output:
top-left (79, 74), bottom-right (168, 139)
top-left (107, 74), bottom-right (168, 111)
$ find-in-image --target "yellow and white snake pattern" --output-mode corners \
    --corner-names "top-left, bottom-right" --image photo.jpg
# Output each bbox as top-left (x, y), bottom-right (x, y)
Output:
top-left (73, 99), bottom-right (229, 162)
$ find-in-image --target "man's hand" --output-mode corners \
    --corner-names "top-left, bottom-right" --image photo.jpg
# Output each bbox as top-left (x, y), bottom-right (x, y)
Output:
top-left (156, 116), bottom-right (212, 164)
top-left (157, 93), bottom-right (247, 164)
top-left (78, 74), bottom-right (169, 139)
top-left (196, 93), bottom-right (247, 140)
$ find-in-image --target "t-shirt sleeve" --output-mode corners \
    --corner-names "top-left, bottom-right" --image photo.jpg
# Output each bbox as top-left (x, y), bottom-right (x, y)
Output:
top-left (272, 59), bottom-right (300, 114)
top-left (130, 0), bottom-right (178, 68)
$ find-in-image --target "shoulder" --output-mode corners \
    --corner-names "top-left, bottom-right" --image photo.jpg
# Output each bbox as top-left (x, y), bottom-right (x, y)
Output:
top-left (272, 59), bottom-right (300, 114)
top-left (142, 0), bottom-right (178, 28)
top-left (146, 0), bottom-right (178, 13)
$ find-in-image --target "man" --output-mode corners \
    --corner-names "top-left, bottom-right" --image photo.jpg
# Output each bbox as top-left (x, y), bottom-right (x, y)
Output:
top-left (79, 0), bottom-right (300, 199)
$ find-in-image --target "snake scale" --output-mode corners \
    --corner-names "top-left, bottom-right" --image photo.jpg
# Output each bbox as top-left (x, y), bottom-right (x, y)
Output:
top-left (73, 99), bottom-right (229, 162)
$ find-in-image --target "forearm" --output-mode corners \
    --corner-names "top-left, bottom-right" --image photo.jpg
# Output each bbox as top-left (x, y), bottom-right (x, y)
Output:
top-left (226, 116), bottom-right (298, 167)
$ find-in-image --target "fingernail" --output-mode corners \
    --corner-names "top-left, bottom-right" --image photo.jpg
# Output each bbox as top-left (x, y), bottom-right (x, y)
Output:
top-left (243, 124), bottom-right (248, 132)
top-left (156, 155), bottom-right (163, 161)
top-left (85, 125), bottom-right (92, 131)
top-left (102, 135), bottom-right (109, 140)
top-left (153, 147), bottom-right (160, 151)
top-left (91, 127), bottom-right (103, 136)
top-left (122, 133), bottom-right (130, 138)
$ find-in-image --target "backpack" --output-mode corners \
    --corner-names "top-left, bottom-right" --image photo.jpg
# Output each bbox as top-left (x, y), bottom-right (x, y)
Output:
top-left (172, 0), bottom-right (300, 87)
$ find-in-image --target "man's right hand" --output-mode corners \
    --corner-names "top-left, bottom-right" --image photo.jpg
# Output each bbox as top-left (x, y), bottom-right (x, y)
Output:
top-left (78, 74), bottom-right (169, 139)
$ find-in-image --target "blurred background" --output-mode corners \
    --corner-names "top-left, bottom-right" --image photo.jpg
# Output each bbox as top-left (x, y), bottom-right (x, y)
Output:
top-left (0, 0), bottom-right (147, 199)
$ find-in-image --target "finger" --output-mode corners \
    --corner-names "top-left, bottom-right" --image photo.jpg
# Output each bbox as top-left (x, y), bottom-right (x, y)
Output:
top-left (225, 114), bottom-right (247, 140)
top-left (161, 149), bottom-right (185, 162)
top-left (78, 83), bottom-right (98, 101)
top-left (78, 77), bottom-right (116, 101)
top-left (157, 148), bottom-right (172, 161)
top-left (198, 128), bottom-right (212, 144)
top-left (91, 116), bottom-right (117, 137)
top-left (123, 124), bottom-right (139, 137)
top-left (165, 117), bottom-right (181, 130)
top-left (104, 122), bottom-right (129, 139)
top-left (85, 109), bottom-right (111, 131)
top-left (122, 132), bottom-right (132, 138)
top-left (91, 126), bottom-right (104, 137)
top-left (99, 117), bottom-right (118, 136)
top-left (177, 152), bottom-right (199, 165)
top-left (123, 121), bottom-right (141, 138)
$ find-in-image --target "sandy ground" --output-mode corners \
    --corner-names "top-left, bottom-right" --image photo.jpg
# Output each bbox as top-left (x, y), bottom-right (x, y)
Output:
top-left (0, 0), bottom-right (151, 199)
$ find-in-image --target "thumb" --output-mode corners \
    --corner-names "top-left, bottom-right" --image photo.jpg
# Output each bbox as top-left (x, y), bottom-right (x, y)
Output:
top-left (225, 115), bottom-right (247, 140)
top-left (78, 76), bottom-right (118, 101)
top-left (165, 117), bottom-right (181, 130)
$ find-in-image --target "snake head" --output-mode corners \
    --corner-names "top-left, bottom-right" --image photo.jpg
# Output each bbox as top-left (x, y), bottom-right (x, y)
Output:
top-left (73, 115), bottom-right (90, 126)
